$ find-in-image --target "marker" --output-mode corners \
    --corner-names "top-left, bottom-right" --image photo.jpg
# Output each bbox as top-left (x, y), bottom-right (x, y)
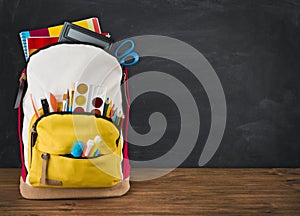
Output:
top-left (30, 94), bottom-right (40, 118)
top-left (41, 99), bottom-right (49, 115)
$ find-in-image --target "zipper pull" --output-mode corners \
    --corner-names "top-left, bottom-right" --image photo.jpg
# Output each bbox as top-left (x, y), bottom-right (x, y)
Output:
top-left (14, 68), bottom-right (27, 109)
top-left (30, 126), bottom-right (37, 147)
top-left (40, 153), bottom-right (62, 186)
top-left (121, 71), bottom-right (126, 85)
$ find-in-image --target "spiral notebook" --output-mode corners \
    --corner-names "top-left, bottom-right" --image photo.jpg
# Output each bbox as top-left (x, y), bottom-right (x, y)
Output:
top-left (20, 17), bottom-right (101, 60)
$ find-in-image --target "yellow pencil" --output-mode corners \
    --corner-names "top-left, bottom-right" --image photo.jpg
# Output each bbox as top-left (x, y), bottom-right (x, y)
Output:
top-left (106, 100), bottom-right (112, 118)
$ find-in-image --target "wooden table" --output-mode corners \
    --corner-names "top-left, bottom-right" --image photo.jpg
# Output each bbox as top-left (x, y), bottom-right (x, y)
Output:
top-left (0, 168), bottom-right (299, 215)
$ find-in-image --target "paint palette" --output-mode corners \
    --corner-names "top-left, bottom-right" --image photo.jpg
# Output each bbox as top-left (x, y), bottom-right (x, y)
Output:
top-left (72, 82), bottom-right (106, 115)
top-left (89, 85), bottom-right (106, 115)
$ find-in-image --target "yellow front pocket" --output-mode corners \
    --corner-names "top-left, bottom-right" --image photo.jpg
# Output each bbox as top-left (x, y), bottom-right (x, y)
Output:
top-left (28, 112), bottom-right (122, 188)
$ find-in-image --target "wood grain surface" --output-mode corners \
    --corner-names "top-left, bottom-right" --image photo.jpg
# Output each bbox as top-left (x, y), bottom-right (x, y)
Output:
top-left (0, 168), bottom-right (299, 215)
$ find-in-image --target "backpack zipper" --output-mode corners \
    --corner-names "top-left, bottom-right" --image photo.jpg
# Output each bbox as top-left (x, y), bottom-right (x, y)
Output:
top-left (30, 112), bottom-right (114, 148)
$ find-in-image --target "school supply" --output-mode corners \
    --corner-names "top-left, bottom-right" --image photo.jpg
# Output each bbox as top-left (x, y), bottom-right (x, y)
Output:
top-left (82, 139), bottom-right (94, 157)
top-left (71, 141), bottom-right (85, 158)
top-left (20, 17), bottom-right (101, 60)
top-left (41, 99), bottom-right (49, 115)
top-left (114, 39), bottom-right (139, 66)
top-left (30, 94), bottom-right (40, 118)
top-left (89, 135), bottom-right (102, 157)
top-left (27, 37), bottom-right (58, 56)
top-left (72, 82), bottom-right (107, 115)
top-left (68, 83), bottom-right (75, 112)
top-left (58, 22), bottom-right (113, 49)
top-left (45, 92), bottom-right (58, 112)
top-left (16, 21), bottom-right (132, 199)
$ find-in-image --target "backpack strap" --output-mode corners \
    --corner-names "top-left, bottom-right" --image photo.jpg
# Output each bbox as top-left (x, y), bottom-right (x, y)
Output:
top-left (17, 68), bottom-right (28, 182)
top-left (18, 105), bottom-right (27, 182)
top-left (123, 67), bottom-right (130, 179)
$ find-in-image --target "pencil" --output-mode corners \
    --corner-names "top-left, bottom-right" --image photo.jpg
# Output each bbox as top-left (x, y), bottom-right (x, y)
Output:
top-left (119, 114), bottom-right (125, 129)
top-left (103, 98), bottom-right (109, 117)
top-left (106, 100), bottom-right (112, 118)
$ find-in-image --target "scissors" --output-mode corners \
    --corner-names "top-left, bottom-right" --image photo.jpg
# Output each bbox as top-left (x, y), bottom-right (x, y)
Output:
top-left (114, 39), bottom-right (139, 66)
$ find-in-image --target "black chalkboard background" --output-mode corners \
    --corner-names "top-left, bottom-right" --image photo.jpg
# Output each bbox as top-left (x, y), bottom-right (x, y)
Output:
top-left (0, 0), bottom-right (299, 168)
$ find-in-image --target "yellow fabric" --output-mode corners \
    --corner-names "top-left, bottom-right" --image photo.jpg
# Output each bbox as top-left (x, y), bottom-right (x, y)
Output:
top-left (28, 113), bottom-right (122, 188)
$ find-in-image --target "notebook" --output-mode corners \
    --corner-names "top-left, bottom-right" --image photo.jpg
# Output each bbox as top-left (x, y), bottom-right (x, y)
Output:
top-left (20, 17), bottom-right (101, 60)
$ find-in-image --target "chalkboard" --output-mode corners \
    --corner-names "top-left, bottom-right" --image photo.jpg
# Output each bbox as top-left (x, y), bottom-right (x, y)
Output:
top-left (0, 0), bottom-right (299, 168)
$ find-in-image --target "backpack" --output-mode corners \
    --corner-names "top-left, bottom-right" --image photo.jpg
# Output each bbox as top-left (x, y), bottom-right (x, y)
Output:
top-left (16, 43), bottom-right (131, 199)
